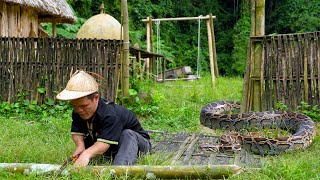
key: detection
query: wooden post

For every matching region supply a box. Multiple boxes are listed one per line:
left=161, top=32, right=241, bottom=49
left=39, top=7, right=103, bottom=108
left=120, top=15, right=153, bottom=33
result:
left=121, top=0, right=130, bottom=97
left=206, top=19, right=215, bottom=85
left=146, top=17, right=150, bottom=79
left=138, top=51, right=142, bottom=81
left=241, top=0, right=265, bottom=112
left=209, top=13, right=219, bottom=78
left=146, top=16, right=153, bottom=79
left=162, top=58, right=166, bottom=82
left=52, top=22, right=57, bottom=37
left=252, top=0, right=265, bottom=111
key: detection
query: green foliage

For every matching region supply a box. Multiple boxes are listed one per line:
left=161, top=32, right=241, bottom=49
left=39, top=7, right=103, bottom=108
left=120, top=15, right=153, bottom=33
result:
left=275, top=101, right=288, bottom=111
left=67, top=0, right=93, bottom=18
left=0, top=91, right=72, bottom=119
left=119, top=75, right=162, bottom=117
left=266, top=0, right=320, bottom=34
left=230, top=3, right=251, bottom=76
left=297, top=102, right=320, bottom=121
left=275, top=101, right=320, bottom=121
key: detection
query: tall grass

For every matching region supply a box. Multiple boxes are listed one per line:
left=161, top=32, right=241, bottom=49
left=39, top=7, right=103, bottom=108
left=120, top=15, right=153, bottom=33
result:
left=0, top=74, right=319, bottom=179
left=141, top=75, right=243, bottom=132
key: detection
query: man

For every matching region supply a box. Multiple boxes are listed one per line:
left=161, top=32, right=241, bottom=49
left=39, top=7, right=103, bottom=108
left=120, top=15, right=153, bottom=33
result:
left=56, top=70, right=151, bottom=167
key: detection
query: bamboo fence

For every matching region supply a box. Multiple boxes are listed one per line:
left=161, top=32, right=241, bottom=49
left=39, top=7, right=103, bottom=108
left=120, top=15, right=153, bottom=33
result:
left=242, top=31, right=320, bottom=111
left=0, top=37, right=121, bottom=103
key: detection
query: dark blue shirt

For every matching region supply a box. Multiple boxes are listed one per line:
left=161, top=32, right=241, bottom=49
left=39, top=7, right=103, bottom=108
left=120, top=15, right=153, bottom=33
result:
left=71, top=98, right=150, bottom=145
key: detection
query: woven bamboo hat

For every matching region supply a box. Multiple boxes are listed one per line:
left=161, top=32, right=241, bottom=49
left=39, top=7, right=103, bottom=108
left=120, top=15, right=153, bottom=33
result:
left=56, top=70, right=99, bottom=100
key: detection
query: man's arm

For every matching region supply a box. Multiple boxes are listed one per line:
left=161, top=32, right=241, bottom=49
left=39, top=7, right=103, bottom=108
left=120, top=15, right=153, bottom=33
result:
left=74, top=141, right=110, bottom=167
left=72, top=134, right=86, bottom=156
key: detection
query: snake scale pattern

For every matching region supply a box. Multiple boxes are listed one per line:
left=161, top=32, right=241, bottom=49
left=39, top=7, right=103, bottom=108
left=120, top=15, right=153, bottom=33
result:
left=200, top=101, right=316, bottom=155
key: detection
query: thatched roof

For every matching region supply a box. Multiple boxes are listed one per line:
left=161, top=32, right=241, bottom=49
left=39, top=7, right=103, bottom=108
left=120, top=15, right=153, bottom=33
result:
left=4, top=0, right=76, bottom=23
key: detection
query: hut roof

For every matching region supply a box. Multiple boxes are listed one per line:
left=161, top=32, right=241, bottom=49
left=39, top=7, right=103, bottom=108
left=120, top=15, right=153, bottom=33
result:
left=4, top=0, right=77, bottom=23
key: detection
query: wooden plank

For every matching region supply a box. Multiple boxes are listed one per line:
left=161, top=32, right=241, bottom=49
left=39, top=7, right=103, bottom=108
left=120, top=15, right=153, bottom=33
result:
left=273, top=36, right=280, bottom=104
left=286, top=35, right=294, bottom=109
left=264, top=37, right=272, bottom=109
left=317, top=32, right=320, bottom=105
left=296, top=34, right=302, bottom=106
left=182, top=136, right=199, bottom=164
left=171, top=134, right=194, bottom=165
left=260, top=37, right=265, bottom=110
left=280, top=35, right=287, bottom=104
left=309, top=33, right=315, bottom=106
left=303, top=34, right=309, bottom=103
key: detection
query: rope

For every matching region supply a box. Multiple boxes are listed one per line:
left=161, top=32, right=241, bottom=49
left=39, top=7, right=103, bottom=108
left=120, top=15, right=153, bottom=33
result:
left=197, top=15, right=203, bottom=78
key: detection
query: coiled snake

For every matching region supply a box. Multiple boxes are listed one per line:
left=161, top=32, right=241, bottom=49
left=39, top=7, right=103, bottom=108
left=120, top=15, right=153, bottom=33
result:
left=200, top=101, right=316, bottom=155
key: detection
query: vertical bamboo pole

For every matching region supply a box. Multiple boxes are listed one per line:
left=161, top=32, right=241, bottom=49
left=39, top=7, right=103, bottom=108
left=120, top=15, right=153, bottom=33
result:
left=121, top=0, right=130, bottom=97
left=209, top=13, right=219, bottom=77
left=52, top=22, right=57, bottom=38
left=252, top=0, right=265, bottom=111
left=146, top=16, right=153, bottom=79
left=241, top=0, right=255, bottom=112
left=138, top=51, right=142, bottom=81
left=146, top=17, right=150, bottom=79
left=206, top=19, right=215, bottom=85
left=303, top=34, right=309, bottom=103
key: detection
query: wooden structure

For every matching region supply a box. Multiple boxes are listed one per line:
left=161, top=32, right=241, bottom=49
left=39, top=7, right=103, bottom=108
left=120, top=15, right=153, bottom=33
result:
left=142, top=14, right=219, bottom=85
left=0, top=0, right=76, bottom=38
left=241, top=0, right=320, bottom=111
left=0, top=37, right=121, bottom=103
left=129, top=46, right=165, bottom=81
left=242, top=31, right=320, bottom=111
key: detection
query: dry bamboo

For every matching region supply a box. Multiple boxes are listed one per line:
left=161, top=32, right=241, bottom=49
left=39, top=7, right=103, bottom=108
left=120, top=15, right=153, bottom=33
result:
left=171, top=134, right=194, bottom=165
left=206, top=19, right=216, bottom=85
left=121, top=0, right=130, bottom=97
left=209, top=13, right=219, bottom=78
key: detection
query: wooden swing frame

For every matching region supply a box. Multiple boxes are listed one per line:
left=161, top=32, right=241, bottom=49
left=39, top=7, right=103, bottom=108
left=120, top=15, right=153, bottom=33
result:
left=142, top=14, right=219, bottom=84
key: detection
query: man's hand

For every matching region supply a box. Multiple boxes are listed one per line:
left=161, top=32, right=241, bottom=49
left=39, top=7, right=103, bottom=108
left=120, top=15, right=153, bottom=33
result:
left=74, top=152, right=91, bottom=168
left=73, top=142, right=110, bottom=168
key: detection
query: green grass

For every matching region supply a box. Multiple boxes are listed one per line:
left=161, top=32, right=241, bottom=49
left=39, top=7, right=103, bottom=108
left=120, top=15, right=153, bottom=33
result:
left=0, top=74, right=319, bottom=179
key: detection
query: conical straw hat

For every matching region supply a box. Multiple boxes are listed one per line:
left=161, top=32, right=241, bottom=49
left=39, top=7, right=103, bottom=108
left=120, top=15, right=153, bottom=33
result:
left=56, top=70, right=99, bottom=100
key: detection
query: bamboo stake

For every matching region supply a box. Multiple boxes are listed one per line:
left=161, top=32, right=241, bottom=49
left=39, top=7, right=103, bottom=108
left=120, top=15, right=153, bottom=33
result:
left=206, top=19, right=215, bottom=85
left=0, top=163, right=241, bottom=179
left=209, top=13, right=219, bottom=77
left=121, top=0, right=130, bottom=97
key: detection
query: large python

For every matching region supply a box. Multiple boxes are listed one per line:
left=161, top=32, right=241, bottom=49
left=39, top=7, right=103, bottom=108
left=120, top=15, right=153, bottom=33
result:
left=200, top=101, right=316, bottom=155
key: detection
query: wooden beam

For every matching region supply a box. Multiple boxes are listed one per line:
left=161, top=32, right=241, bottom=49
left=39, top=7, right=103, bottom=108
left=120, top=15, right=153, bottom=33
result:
left=142, top=15, right=215, bottom=22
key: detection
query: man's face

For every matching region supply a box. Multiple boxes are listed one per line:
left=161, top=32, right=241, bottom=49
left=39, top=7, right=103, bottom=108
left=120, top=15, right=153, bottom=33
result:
left=70, top=94, right=99, bottom=120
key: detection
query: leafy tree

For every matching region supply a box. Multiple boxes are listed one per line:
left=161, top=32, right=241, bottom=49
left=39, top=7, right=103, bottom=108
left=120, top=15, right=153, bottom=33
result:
left=266, top=0, right=320, bottom=34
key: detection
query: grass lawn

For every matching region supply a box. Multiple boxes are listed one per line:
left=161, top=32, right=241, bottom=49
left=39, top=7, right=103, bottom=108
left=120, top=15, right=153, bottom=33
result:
left=0, top=75, right=319, bottom=179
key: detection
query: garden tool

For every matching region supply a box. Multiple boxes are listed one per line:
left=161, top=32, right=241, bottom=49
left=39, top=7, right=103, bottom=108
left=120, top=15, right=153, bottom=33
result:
left=54, top=154, right=80, bottom=178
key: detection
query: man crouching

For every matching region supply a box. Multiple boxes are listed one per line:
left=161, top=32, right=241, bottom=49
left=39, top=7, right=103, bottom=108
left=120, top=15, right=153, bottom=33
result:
left=56, top=70, right=151, bottom=167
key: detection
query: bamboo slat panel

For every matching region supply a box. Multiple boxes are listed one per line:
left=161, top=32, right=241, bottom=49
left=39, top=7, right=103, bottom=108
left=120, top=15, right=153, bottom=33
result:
left=0, top=37, right=121, bottom=103
left=253, top=31, right=320, bottom=110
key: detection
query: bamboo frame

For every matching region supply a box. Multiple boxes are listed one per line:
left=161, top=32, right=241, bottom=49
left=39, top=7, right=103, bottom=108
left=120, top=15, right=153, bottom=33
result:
left=142, top=15, right=215, bottom=22
left=143, top=15, right=218, bottom=84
